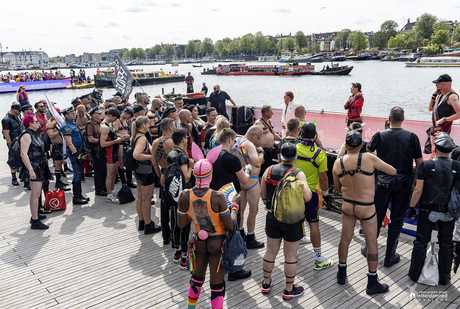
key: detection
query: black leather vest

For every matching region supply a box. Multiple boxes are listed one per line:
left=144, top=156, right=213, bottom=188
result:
left=210, top=150, right=240, bottom=192
left=420, top=157, right=458, bottom=209
left=25, top=128, right=46, bottom=162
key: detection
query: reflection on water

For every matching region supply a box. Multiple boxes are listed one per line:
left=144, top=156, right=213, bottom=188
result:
left=1, top=61, right=459, bottom=120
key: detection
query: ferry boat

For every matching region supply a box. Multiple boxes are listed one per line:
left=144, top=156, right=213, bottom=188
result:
left=94, top=69, right=185, bottom=87
left=279, top=64, right=315, bottom=75
left=0, top=79, right=72, bottom=93
left=405, top=56, right=460, bottom=67
left=310, top=64, right=353, bottom=75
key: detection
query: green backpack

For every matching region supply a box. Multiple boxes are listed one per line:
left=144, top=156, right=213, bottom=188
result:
left=270, top=167, right=306, bottom=224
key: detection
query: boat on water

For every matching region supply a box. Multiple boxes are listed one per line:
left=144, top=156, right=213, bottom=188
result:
left=228, top=65, right=277, bottom=76
left=287, top=54, right=324, bottom=63
left=405, top=56, right=460, bottom=67
left=66, top=81, right=95, bottom=89
left=310, top=64, right=353, bottom=75
left=354, top=53, right=372, bottom=61
left=0, top=79, right=72, bottom=93
left=192, top=64, right=203, bottom=68
left=94, top=69, right=185, bottom=87
left=331, top=55, right=346, bottom=61
left=399, top=53, right=420, bottom=62
left=279, top=64, right=315, bottom=75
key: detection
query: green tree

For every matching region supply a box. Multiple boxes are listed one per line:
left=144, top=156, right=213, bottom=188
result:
left=118, top=50, right=124, bottom=57
left=313, top=44, right=321, bottom=52
left=455, top=27, right=460, bottom=42
left=403, top=31, right=420, bottom=49
left=335, top=29, right=352, bottom=49
left=221, top=48, right=229, bottom=58
left=130, top=47, right=138, bottom=59
left=433, top=20, right=452, bottom=33
left=228, top=40, right=240, bottom=55
left=185, top=41, right=198, bottom=57
left=176, top=48, right=182, bottom=59
left=267, top=37, right=278, bottom=54
left=372, top=30, right=389, bottom=50
left=137, top=48, right=146, bottom=60
left=215, top=41, right=225, bottom=54
left=285, top=37, right=295, bottom=50
left=222, top=37, right=232, bottom=45
left=162, top=44, right=175, bottom=59
left=422, top=39, right=430, bottom=46
left=432, top=29, right=450, bottom=45
left=388, top=34, right=405, bottom=49
left=276, top=38, right=284, bottom=51
left=238, top=35, right=252, bottom=53
left=200, top=37, right=214, bottom=55
left=352, top=31, right=367, bottom=51
left=295, top=31, right=308, bottom=49
left=150, top=45, right=162, bottom=58
left=123, top=49, right=130, bottom=58
left=253, top=31, right=267, bottom=54
left=347, top=31, right=357, bottom=48
left=415, top=13, right=438, bottom=40
left=380, top=20, right=399, bottom=39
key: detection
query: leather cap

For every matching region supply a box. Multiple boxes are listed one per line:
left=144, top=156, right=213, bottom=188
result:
left=346, top=131, right=362, bottom=147
left=280, top=143, right=297, bottom=161
left=434, top=132, right=456, bottom=152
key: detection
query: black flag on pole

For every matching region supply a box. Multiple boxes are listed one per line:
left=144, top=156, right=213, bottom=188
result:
left=112, top=55, right=135, bottom=100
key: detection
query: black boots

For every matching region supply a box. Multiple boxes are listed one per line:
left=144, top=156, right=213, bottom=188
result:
left=31, top=218, right=49, bottom=230
left=384, top=253, right=400, bottom=267
left=144, top=221, right=161, bottom=235
left=366, top=273, right=389, bottom=295
left=246, top=233, right=264, bottom=249
left=55, top=172, right=70, bottom=191
left=72, top=182, right=88, bottom=205
left=337, top=264, right=347, bottom=285
left=384, top=237, right=400, bottom=267
left=138, top=220, right=145, bottom=231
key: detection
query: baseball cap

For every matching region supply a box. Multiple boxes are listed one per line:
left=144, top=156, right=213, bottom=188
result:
left=62, top=107, right=76, bottom=115
left=132, top=104, right=145, bottom=114
left=88, top=107, right=102, bottom=116
left=432, top=74, right=452, bottom=84
left=71, top=97, right=81, bottom=105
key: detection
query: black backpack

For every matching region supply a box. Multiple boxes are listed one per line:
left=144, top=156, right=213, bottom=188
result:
left=42, top=133, right=51, bottom=152
left=123, top=136, right=142, bottom=171
left=7, top=132, right=26, bottom=170
left=117, top=183, right=135, bottom=204
left=80, top=124, right=93, bottom=155
left=164, top=158, right=186, bottom=205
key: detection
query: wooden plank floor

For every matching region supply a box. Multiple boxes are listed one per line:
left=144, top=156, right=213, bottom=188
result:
left=1, top=141, right=460, bottom=308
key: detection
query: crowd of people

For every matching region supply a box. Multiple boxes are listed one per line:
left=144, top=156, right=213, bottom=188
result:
left=2, top=74, right=460, bottom=307
left=0, top=70, right=66, bottom=83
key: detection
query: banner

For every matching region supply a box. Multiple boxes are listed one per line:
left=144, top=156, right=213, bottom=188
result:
left=111, top=55, right=135, bottom=100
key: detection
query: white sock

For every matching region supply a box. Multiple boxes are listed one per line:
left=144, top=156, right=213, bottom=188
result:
left=314, top=247, right=324, bottom=262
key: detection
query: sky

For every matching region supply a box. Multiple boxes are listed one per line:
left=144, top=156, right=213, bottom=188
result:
left=1, top=0, right=460, bottom=57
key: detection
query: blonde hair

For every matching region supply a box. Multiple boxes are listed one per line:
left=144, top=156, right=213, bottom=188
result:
left=131, top=116, right=149, bottom=143
left=212, top=117, right=230, bottom=143
left=76, top=104, right=86, bottom=112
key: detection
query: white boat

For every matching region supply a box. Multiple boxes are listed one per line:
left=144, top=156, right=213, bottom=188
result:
left=405, top=56, right=460, bottom=67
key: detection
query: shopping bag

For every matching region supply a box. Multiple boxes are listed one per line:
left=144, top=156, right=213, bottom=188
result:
left=418, top=241, right=439, bottom=286
left=45, top=189, right=67, bottom=211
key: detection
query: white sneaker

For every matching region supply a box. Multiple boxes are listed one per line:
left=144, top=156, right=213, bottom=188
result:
left=106, top=195, right=119, bottom=204
left=300, top=236, right=311, bottom=244
left=296, top=249, right=300, bottom=258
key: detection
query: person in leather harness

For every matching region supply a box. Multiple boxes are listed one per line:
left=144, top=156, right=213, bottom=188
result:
left=428, top=74, right=460, bottom=154
left=177, top=144, right=239, bottom=309
left=209, top=128, right=253, bottom=282
left=46, top=113, right=70, bottom=192
left=131, top=116, right=162, bottom=235
left=20, top=115, right=52, bottom=230
left=147, top=98, right=162, bottom=141
left=333, top=131, right=396, bottom=295
left=255, top=105, right=281, bottom=178
left=86, top=107, right=107, bottom=196
left=365, top=107, right=423, bottom=267
left=152, top=118, right=175, bottom=244
left=294, top=122, right=333, bottom=270
left=260, top=143, right=312, bottom=299
left=408, top=133, right=459, bottom=285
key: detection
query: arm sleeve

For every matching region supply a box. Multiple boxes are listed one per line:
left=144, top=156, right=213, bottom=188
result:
left=224, top=92, right=231, bottom=100
left=318, top=152, right=328, bottom=173
left=367, top=132, right=381, bottom=152
left=61, top=125, right=72, bottom=136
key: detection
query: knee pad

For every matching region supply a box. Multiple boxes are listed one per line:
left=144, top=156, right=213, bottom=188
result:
left=188, top=275, right=205, bottom=308
left=210, top=282, right=225, bottom=309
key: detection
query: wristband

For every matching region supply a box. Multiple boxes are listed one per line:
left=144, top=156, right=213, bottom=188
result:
left=231, top=203, right=239, bottom=211
left=260, top=150, right=265, bottom=155
left=244, top=168, right=251, bottom=175
left=322, top=189, right=329, bottom=196
left=431, top=95, right=436, bottom=100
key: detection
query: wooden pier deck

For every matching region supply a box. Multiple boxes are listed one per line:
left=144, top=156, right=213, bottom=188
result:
left=1, top=142, right=459, bottom=308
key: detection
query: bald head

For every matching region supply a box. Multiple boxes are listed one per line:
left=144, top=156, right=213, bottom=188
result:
left=247, top=125, right=263, bottom=136
left=179, top=109, right=192, bottom=123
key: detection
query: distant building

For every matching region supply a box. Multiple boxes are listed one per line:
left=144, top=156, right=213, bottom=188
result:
left=65, top=54, right=80, bottom=64
left=311, top=32, right=338, bottom=51
left=400, top=18, right=416, bottom=34
left=3, top=51, right=49, bottom=66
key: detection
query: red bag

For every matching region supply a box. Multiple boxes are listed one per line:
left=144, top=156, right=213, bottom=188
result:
left=45, top=189, right=67, bottom=211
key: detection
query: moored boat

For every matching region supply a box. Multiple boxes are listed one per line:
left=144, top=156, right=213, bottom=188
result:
left=331, top=55, right=346, bottom=61
left=405, top=56, right=460, bottom=67
left=0, top=79, right=72, bottom=93
left=94, top=69, right=185, bottom=87
left=310, top=65, right=353, bottom=75
left=192, top=64, right=203, bottom=68
left=279, top=65, right=315, bottom=75
left=354, top=53, right=372, bottom=61
left=66, top=81, right=95, bottom=89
